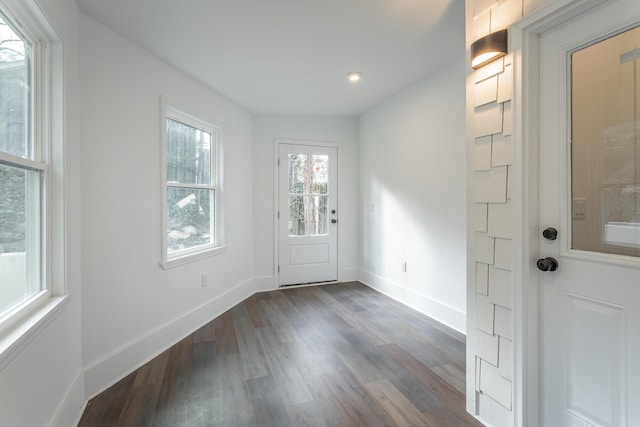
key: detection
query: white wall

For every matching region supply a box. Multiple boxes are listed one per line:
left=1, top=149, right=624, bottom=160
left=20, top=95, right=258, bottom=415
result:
left=252, top=116, right=359, bottom=291
left=359, top=57, right=468, bottom=333
left=79, top=14, right=255, bottom=397
left=0, top=0, right=84, bottom=426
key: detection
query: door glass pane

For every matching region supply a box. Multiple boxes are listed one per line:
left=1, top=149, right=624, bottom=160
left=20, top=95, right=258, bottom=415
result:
left=288, top=153, right=306, bottom=194
left=287, top=151, right=330, bottom=236
left=0, top=163, right=42, bottom=318
left=311, top=155, right=328, bottom=194
left=0, top=13, right=32, bottom=159
left=571, top=26, right=640, bottom=257
left=309, top=195, right=328, bottom=235
left=288, top=195, right=305, bottom=235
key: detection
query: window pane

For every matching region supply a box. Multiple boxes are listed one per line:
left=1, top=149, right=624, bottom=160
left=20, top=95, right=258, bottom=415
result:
left=166, top=118, right=211, bottom=185
left=0, top=14, right=31, bottom=159
left=311, top=155, right=328, bottom=194
left=288, top=153, right=306, bottom=194
left=0, top=163, right=42, bottom=317
left=167, top=187, right=213, bottom=254
left=571, top=26, right=640, bottom=257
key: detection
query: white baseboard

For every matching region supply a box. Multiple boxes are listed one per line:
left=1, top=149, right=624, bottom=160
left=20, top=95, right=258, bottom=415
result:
left=254, top=275, right=277, bottom=292
left=339, top=267, right=358, bottom=282
left=49, top=371, right=85, bottom=427
left=358, top=268, right=467, bottom=334
left=83, top=278, right=255, bottom=399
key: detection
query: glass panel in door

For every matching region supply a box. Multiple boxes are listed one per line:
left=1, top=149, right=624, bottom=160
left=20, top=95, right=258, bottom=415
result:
left=571, top=25, right=640, bottom=257
left=287, top=153, right=329, bottom=237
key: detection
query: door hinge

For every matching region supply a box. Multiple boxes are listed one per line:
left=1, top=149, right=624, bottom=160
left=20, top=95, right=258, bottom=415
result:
left=277, top=265, right=280, bottom=272
left=277, top=211, right=280, bottom=219
left=278, top=158, right=280, bottom=166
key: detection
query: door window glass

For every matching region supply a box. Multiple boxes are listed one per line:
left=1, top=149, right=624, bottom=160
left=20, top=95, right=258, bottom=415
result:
left=287, top=153, right=329, bottom=236
left=571, top=25, right=640, bottom=257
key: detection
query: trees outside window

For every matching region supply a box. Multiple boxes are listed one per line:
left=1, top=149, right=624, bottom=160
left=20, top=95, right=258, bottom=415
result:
left=161, top=106, right=224, bottom=268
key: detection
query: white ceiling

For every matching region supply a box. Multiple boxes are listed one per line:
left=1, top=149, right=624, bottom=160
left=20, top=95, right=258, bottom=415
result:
left=75, top=0, right=465, bottom=116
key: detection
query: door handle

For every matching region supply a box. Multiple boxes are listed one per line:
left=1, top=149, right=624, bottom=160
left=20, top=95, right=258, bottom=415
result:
left=537, top=257, right=558, bottom=272
left=331, top=219, right=337, bottom=224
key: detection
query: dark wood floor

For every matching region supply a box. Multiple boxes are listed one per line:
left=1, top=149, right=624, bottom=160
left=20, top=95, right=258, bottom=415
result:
left=79, top=282, right=481, bottom=427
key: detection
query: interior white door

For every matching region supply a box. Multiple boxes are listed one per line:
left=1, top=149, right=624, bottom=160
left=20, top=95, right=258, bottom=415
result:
left=539, top=3, right=640, bottom=426
left=278, top=143, right=337, bottom=286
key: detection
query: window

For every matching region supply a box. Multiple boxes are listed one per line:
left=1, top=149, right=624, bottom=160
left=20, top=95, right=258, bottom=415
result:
left=0, top=6, right=48, bottom=325
left=161, top=106, right=224, bottom=268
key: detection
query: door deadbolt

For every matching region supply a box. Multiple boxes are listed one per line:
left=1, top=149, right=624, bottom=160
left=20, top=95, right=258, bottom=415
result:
left=542, top=227, right=558, bottom=240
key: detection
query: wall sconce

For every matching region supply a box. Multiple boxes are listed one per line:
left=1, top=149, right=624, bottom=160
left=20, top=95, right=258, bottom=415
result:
left=471, top=29, right=508, bottom=70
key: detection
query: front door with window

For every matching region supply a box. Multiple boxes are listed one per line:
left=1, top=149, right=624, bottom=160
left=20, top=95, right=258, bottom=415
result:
left=539, top=3, right=640, bottom=425
left=278, top=142, right=338, bottom=286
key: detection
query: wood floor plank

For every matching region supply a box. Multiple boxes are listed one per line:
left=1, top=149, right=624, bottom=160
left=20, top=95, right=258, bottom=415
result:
left=77, top=371, right=136, bottom=426
left=213, top=311, right=239, bottom=357
left=152, top=335, right=194, bottom=427
left=184, top=341, right=217, bottom=425
left=285, top=399, right=329, bottom=427
left=212, top=354, right=257, bottom=427
left=255, top=326, right=313, bottom=405
left=115, top=350, right=169, bottom=426
left=78, top=282, right=479, bottom=427
left=315, top=286, right=395, bottom=346
left=380, top=343, right=482, bottom=426
left=365, top=379, right=434, bottom=427
left=432, top=363, right=467, bottom=395
left=247, top=375, right=293, bottom=427
left=260, top=298, right=305, bottom=346
left=244, top=293, right=273, bottom=328
left=230, top=303, right=270, bottom=379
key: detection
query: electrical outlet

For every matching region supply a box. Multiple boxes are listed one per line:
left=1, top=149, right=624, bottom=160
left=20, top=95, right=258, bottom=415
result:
left=402, top=262, right=407, bottom=272
left=201, top=273, right=208, bottom=287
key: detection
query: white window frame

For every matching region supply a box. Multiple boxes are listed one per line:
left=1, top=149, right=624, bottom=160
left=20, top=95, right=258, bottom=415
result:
left=0, top=1, right=49, bottom=333
left=0, top=0, right=68, bottom=365
left=160, top=103, right=225, bottom=270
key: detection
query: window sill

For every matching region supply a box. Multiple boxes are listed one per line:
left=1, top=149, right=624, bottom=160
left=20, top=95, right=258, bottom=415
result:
left=0, top=295, right=69, bottom=370
left=161, top=245, right=227, bottom=270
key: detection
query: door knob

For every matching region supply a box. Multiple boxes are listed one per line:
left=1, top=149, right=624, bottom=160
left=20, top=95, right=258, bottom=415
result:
left=331, top=219, right=337, bottom=224
left=536, top=257, right=558, bottom=272
left=542, top=227, right=558, bottom=240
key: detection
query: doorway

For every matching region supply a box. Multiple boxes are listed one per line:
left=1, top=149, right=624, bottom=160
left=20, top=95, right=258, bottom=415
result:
left=277, top=141, right=338, bottom=286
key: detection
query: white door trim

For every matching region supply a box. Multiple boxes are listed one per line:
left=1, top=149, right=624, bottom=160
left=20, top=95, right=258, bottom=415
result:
left=510, top=1, right=610, bottom=425
left=273, top=138, right=340, bottom=287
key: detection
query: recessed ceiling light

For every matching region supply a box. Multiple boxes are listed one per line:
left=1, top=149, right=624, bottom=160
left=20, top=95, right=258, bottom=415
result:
left=347, top=72, right=362, bottom=83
